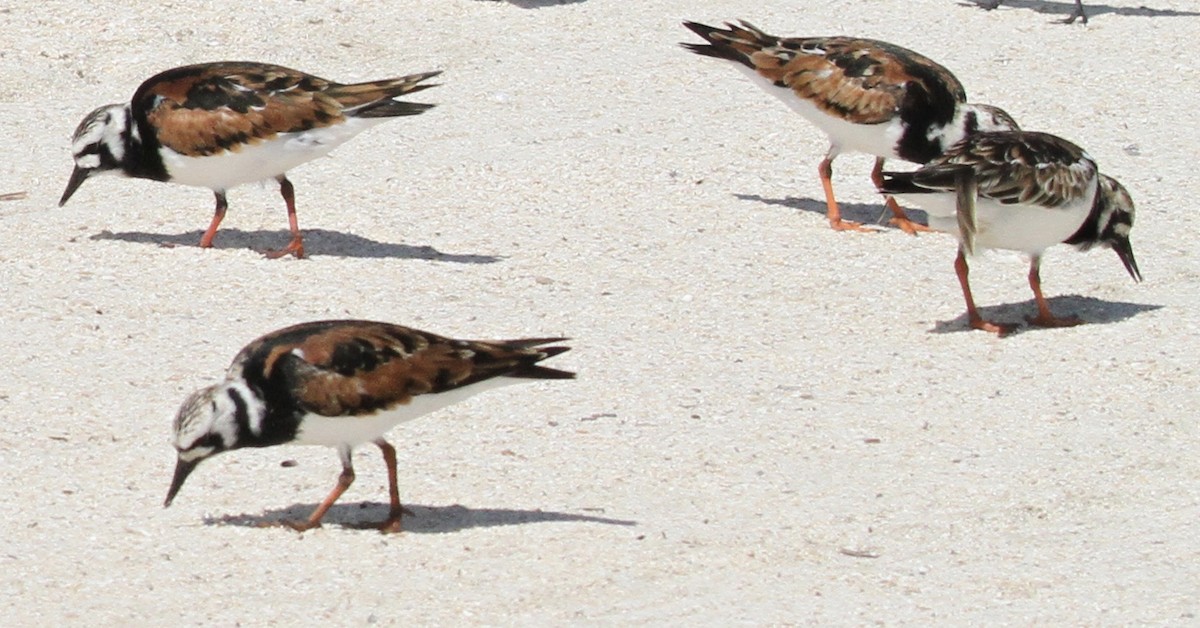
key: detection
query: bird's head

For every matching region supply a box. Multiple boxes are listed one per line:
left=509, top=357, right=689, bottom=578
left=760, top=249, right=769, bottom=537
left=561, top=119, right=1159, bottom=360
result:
left=164, top=383, right=244, bottom=508
left=60, top=103, right=133, bottom=207
left=1096, top=174, right=1140, bottom=283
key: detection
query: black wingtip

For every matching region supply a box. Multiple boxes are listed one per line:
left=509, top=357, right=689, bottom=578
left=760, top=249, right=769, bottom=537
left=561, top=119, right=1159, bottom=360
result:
left=516, top=364, right=576, bottom=380
left=355, top=100, right=437, bottom=118
left=503, top=337, right=570, bottom=349
left=876, top=171, right=926, bottom=196
left=536, top=345, right=571, bottom=360
left=681, top=20, right=718, bottom=40
left=679, top=20, right=754, bottom=66
left=396, top=73, right=443, bottom=97
left=510, top=342, right=574, bottom=380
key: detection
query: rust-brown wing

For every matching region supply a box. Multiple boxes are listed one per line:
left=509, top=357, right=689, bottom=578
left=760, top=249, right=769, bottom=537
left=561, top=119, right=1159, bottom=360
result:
left=234, top=320, right=570, bottom=417
left=686, top=21, right=966, bottom=125
left=755, top=34, right=964, bottom=124
left=133, top=62, right=347, bottom=157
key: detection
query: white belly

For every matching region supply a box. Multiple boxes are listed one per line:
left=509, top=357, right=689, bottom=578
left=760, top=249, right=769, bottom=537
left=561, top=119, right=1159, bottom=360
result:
left=160, top=117, right=385, bottom=190
left=734, top=65, right=904, bottom=159
left=896, top=185, right=1096, bottom=254
left=293, top=376, right=525, bottom=448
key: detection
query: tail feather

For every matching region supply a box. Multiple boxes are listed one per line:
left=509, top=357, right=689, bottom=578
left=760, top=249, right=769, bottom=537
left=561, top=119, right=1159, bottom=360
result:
left=881, top=168, right=978, bottom=253
left=500, top=337, right=570, bottom=350
left=877, top=171, right=928, bottom=196
left=680, top=20, right=774, bottom=69
left=511, top=343, right=573, bottom=380
left=354, top=100, right=436, bottom=118
left=330, top=70, right=442, bottom=117
left=952, top=168, right=979, bottom=256
left=509, top=363, right=576, bottom=380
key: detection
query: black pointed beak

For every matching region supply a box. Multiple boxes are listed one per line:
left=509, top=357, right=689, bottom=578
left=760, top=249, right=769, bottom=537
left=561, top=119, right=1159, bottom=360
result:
left=164, top=457, right=201, bottom=508
left=59, top=166, right=89, bottom=207
left=1113, top=236, right=1141, bottom=283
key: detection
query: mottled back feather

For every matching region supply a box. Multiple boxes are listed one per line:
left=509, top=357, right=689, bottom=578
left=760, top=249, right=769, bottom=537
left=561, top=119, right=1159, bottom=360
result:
left=230, top=320, right=572, bottom=417
left=910, top=131, right=1096, bottom=208
left=132, top=62, right=440, bottom=156
left=682, top=21, right=965, bottom=125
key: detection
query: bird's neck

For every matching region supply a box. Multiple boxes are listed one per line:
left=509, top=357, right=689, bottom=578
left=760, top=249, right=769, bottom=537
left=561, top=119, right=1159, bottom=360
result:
left=120, top=107, right=170, bottom=182
left=1063, top=181, right=1107, bottom=248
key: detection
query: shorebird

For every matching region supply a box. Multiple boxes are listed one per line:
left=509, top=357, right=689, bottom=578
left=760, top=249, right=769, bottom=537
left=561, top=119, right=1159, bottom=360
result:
left=879, top=130, right=1139, bottom=334
left=681, top=20, right=1018, bottom=234
left=61, top=62, right=440, bottom=258
left=164, top=319, right=573, bottom=532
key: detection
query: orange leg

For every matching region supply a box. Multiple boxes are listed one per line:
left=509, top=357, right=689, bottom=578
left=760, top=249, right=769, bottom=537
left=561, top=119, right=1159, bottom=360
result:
left=871, top=158, right=931, bottom=236
left=1026, top=255, right=1083, bottom=328
left=375, top=439, right=414, bottom=534
left=286, top=447, right=355, bottom=532
left=955, top=249, right=1015, bottom=336
left=264, top=176, right=306, bottom=259
left=199, top=192, right=228, bottom=248
left=818, top=156, right=873, bottom=233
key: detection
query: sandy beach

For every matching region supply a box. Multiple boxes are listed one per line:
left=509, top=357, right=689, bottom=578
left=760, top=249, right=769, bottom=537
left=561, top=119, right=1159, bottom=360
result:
left=1, top=0, right=1198, bottom=623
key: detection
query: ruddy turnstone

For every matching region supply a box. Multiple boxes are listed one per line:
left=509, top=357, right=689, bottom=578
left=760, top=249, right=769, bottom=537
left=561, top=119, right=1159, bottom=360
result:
left=60, top=62, right=441, bottom=258
left=680, top=20, right=1019, bottom=234
left=878, top=130, right=1140, bottom=335
left=163, top=319, right=573, bottom=532
left=978, top=0, right=1088, bottom=24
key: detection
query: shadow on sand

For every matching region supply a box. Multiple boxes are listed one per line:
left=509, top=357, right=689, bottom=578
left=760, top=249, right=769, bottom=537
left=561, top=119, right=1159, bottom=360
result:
left=734, top=193, right=930, bottom=232
left=477, top=0, right=587, bottom=7
left=203, top=502, right=637, bottom=534
left=964, top=0, right=1200, bottom=22
left=89, top=228, right=503, bottom=263
left=930, top=295, right=1162, bottom=336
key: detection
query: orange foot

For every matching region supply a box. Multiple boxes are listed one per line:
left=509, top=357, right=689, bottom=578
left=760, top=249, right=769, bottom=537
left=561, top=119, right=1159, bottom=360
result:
left=829, top=219, right=879, bottom=233
left=345, top=514, right=411, bottom=534
left=349, top=517, right=404, bottom=534
left=265, top=237, right=306, bottom=259
left=344, top=506, right=414, bottom=534
left=343, top=520, right=403, bottom=534
left=1027, top=314, right=1084, bottom=328
left=889, top=217, right=933, bottom=236
left=969, top=318, right=1018, bottom=337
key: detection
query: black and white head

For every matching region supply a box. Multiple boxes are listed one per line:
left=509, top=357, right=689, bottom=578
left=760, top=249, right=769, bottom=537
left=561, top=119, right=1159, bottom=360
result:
left=942, top=103, right=1020, bottom=153
left=1092, top=174, right=1141, bottom=282
left=163, top=383, right=250, bottom=507
left=59, top=103, right=135, bottom=207
left=967, top=103, right=1020, bottom=133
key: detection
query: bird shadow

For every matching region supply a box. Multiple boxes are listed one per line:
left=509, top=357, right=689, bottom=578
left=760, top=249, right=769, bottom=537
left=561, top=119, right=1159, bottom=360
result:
left=203, top=502, right=637, bottom=534
left=734, top=193, right=930, bottom=232
left=476, top=0, right=586, bottom=6
left=930, top=295, right=1162, bottom=336
left=964, top=0, right=1200, bottom=21
left=88, top=228, right=503, bottom=263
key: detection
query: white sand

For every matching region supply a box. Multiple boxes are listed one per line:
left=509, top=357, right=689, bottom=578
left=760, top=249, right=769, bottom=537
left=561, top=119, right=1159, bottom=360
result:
left=2, top=0, right=1198, bottom=623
